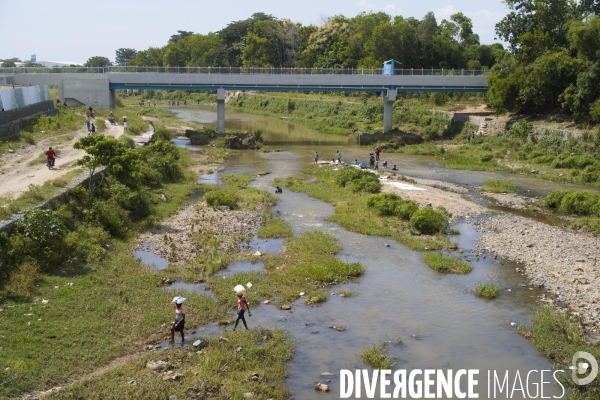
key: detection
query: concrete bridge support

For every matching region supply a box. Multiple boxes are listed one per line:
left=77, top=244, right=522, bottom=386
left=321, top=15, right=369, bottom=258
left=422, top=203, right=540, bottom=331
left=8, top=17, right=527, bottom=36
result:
left=217, top=88, right=225, bottom=134
left=382, top=89, right=397, bottom=133
left=57, top=78, right=114, bottom=109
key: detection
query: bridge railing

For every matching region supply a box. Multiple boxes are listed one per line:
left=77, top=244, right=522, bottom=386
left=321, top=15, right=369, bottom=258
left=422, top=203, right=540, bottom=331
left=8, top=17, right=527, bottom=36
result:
left=0, top=66, right=489, bottom=76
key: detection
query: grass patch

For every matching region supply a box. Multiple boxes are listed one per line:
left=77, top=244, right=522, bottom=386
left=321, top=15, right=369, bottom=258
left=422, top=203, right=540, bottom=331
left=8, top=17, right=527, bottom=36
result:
left=275, top=165, right=453, bottom=251
left=359, top=341, right=395, bottom=370
left=338, top=289, right=356, bottom=297
left=475, top=283, right=499, bottom=299
left=422, top=252, right=472, bottom=274
left=517, top=306, right=600, bottom=397
left=44, top=329, right=294, bottom=400
left=480, top=179, right=518, bottom=193
left=257, top=219, right=292, bottom=239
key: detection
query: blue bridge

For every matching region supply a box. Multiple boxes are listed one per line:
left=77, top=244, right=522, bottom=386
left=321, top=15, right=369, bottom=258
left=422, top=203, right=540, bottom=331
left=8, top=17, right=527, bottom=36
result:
left=0, top=66, right=488, bottom=133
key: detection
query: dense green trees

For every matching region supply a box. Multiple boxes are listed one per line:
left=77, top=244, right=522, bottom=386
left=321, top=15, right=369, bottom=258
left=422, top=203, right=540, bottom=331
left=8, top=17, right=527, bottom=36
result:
left=488, top=0, right=600, bottom=118
left=84, top=56, right=112, bottom=67
left=125, top=11, right=504, bottom=70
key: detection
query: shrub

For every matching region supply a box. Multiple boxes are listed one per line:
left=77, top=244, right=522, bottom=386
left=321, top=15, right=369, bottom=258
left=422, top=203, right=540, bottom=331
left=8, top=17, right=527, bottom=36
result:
left=204, top=190, right=239, bottom=209
left=13, top=209, right=67, bottom=270
left=258, top=219, right=293, bottom=239
left=409, top=208, right=448, bottom=234
left=367, top=193, right=404, bottom=216
left=395, top=201, right=419, bottom=220
left=3, top=261, right=40, bottom=299
left=422, top=252, right=472, bottom=274
left=334, top=168, right=381, bottom=193
left=559, top=191, right=600, bottom=216
left=475, top=283, right=499, bottom=299
left=360, top=342, right=395, bottom=369
left=297, top=260, right=364, bottom=282
left=91, top=199, right=130, bottom=238
left=544, top=190, right=569, bottom=208
left=480, top=154, right=494, bottom=162
left=64, top=226, right=111, bottom=263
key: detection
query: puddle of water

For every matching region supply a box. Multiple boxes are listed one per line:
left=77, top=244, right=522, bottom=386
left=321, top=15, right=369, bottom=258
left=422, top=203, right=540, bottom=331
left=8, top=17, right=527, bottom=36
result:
left=197, top=171, right=221, bottom=186
left=160, top=281, right=217, bottom=301
left=187, top=189, right=205, bottom=204
left=242, top=235, right=284, bottom=254
left=170, top=138, right=203, bottom=152
left=215, top=260, right=266, bottom=277
left=134, top=249, right=168, bottom=270
left=488, top=204, right=567, bottom=226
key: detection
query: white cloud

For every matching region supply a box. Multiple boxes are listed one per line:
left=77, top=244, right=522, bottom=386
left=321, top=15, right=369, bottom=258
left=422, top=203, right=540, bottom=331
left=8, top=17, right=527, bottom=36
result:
left=357, top=0, right=401, bottom=14
left=434, top=5, right=457, bottom=21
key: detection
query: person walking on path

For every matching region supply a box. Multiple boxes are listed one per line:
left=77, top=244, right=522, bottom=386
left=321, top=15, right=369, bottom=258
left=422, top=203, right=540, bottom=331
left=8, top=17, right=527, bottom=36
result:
left=46, top=147, right=56, bottom=168
left=233, top=292, right=251, bottom=331
left=375, top=147, right=381, bottom=161
left=86, top=117, right=91, bottom=133
left=369, top=153, right=375, bottom=169
left=90, top=123, right=96, bottom=135
left=314, top=152, right=319, bottom=164
left=336, top=150, right=342, bottom=164
left=170, top=297, right=186, bottom=344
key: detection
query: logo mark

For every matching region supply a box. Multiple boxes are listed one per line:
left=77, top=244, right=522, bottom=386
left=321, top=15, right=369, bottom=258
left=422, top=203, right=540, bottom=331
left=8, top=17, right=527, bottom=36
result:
left=572, top=351, right=598, bottom=385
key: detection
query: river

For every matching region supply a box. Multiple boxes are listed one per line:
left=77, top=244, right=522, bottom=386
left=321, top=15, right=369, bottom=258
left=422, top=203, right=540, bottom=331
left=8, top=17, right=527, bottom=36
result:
left=157, top=105, right=571, bottom=398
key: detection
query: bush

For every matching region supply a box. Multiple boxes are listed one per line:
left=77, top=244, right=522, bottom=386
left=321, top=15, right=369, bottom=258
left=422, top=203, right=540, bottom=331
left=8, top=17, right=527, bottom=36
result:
left=204, top=190, right=239, bottom=209
left=334, top=168, right=381, bottom=193
left=480, top=154, right=494, bottom=162
left=64, top=226, right=111, bottom=263
left=395, top=201, right=419, bottom=220
left=480, top=179, right=518, bottom=193
left=544, top=190, right=569, bottom=208
left=3, top=261, right=40, bottom=299
left=366, top=193, right=404, bottom=216
left=409, top=208, right=448, bottom=234
left=475, top=283, right=499, bottom=299
left=559, top=191, right=600, bottom=216
left=13, top=209, right=67, bottom=270
left=91, top=199, right=130, bottom=238
left=258, top=219, right=293, bottom=239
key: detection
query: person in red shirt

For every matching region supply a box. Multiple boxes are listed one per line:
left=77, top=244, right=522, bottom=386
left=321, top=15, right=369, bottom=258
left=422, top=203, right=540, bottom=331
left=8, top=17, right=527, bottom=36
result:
left=46, top=147, right=56, bottom=168
left=233, top=292, right=251, bottom=331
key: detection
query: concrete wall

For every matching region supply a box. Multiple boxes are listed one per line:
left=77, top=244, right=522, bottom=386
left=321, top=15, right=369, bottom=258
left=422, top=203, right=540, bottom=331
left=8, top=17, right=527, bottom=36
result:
left=59, top=78, right=112, bottom=109
left=0, top=100, right=58, bottom=139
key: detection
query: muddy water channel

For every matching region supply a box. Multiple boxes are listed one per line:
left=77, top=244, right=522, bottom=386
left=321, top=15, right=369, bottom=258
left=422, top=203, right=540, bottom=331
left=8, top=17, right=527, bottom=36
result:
left=163, top=106, right=569, bottom=398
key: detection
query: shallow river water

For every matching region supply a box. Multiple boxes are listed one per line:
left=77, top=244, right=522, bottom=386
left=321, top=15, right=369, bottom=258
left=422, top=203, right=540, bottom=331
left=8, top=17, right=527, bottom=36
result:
left=152, top=106, right=575, bottom=398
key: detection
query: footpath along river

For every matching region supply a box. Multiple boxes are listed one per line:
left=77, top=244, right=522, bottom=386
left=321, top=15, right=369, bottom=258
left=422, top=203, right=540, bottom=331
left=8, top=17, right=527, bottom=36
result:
left=159, top=105, right=574, bottom=398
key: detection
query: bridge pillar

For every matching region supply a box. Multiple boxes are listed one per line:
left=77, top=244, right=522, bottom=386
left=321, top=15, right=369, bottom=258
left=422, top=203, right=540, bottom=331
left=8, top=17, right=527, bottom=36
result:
left=217, top=88, right=225, bottom=134
left=382, top=89, right=397, bottom=133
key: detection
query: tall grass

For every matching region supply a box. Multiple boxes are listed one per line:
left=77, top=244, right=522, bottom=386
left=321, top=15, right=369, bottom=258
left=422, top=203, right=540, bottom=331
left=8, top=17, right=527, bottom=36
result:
left=422, top=252, right=472, bottom=274
left=480, top=179, right=518, bottom=193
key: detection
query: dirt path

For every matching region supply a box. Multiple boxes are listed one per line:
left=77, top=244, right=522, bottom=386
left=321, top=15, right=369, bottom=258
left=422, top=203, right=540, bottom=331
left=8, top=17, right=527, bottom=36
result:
left=0, top=121, right=124, bottom=200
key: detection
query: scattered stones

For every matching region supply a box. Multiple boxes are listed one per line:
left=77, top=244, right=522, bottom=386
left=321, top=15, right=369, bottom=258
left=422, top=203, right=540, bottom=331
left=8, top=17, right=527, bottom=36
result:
left=243, top=392, right=254, bottom=398
left=169, top=396, right=177, bottom=400
left=311, top=330, right=319, bottom=334
left=146, top=360, right=168, bottom=371
left=254, top=251, right=262, bottom=257
left=281, top=304, right=292, bottom=310
left=315, top=383, right=330, bottom=392
left=192, top=339, right=207, bottom=350
left=321, top=372, right=335, bottom=376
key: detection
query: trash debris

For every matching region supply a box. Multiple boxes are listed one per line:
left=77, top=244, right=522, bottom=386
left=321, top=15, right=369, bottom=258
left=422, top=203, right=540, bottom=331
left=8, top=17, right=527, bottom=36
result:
left=42, top=300, right=49, bottom=304
left=263, top=300, right=271, bottom=304
left=510, top=322, right=517, bottom=327
left=299, top=292, right=305, bottom=296
left=254, top=251, right=262, bottom=257
left=246, top=282, right=252, bottom=289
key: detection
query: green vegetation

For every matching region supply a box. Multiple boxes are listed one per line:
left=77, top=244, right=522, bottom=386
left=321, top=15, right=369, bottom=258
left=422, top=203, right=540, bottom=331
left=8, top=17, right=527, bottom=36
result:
left=360, top=341, right=395, bottom=370
left=517, top=307, right=600, bottom=397
left=409, top=208, right=449, bottom=234
left=338, top=289, right=356, bottom=297
left=543, top=190, right=600, bottom=234
left=422, top=252, right=473, bottom=274
left=257, top=218, right=293, bottom=239
left=475, top=283, right=499, bottom=299
left=480, top=179, right=518, bottom=193
left=275, top=165, right=454, bottom=251
left=334, top=167, right=382, bottom=193
left=46, top=329, right=294, bottom=400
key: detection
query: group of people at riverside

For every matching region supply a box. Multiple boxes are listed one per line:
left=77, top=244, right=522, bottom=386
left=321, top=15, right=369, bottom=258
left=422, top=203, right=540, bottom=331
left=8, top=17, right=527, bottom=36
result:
left=169, top=291, right=251, bottom=344
left=313, top=147, right=398, bottom=171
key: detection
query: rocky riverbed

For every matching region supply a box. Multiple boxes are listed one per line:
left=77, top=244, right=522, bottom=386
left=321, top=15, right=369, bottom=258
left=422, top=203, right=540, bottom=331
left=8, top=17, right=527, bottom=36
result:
left=136, top=203, right=263, bottom=265
left=386, top=175, right=600, bottom=331
left=477, top=213, right=600, bottom=331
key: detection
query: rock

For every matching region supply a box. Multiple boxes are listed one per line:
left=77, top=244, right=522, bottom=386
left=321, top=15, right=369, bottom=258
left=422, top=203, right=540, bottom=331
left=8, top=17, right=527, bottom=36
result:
left=311, top=330, right=319, bottom=334
left=219, top=336, right=228, bottom=342
left=192, top=339, right=207, bottom=349
left=146, top=360, right=168, bottom=371
left=243, top=393, right=254, bottom=398
left=526, top=243, right=534, bottom=248
left=531, top=169, right=539, bottom=174
left=336, top=326, right=346, bottom=332
left=310, top=297, right=319, bottom=303
left=160, top=194, right=168, bottom=202
left=281, top=304, right=292, bottom=310
left=263, top=300, right=271, bottom=304
left=235, top=346, right=242, bottom=352
left=251, top=373, right=260, bottom=381
left=7, top=149, right=14, bottom=153
left=254, top=251, right=262, bottom=257
left=169, top=396, right=178, bottom=400
left=321, top=372, right=335, bottom=376
left=315, top=383, right=330, bottom=392
left=217, top=205, right=230, bottom=211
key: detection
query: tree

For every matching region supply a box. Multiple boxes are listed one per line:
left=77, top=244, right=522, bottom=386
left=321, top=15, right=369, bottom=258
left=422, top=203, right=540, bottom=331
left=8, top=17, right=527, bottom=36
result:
left=128, top=47, right=166, bottom=66
left=169, top=30, right=194, bottom=43
left=84, top=56, right=112, bottom=67
left=115, top=48, right=137, bottom=65
left=73, top=135, right=141, bottom=192
left=217, top=13, right=276, bottom=66
left=1, top=59, right=16, bottom=67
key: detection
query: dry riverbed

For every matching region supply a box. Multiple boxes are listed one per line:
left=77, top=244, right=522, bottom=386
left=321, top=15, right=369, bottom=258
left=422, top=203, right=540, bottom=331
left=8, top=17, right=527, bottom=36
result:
left=383, top=173, right=600, bottom=331
left=136, top=203, right=262, bottom=265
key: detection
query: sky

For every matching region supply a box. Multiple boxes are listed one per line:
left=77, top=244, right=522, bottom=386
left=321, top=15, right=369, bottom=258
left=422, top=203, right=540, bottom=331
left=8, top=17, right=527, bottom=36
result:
left=0, top=0, right=510, bottom=64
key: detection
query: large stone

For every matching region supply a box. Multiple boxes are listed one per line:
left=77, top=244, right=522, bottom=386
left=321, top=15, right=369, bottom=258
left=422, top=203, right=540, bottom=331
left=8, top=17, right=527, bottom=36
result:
left=281, top=304, right=291, bottom=310
left=146, top=360, right=168, bottom=371
left=315, top=383, right=330, bottom=392
left=193, top=339, right=207, bottom=350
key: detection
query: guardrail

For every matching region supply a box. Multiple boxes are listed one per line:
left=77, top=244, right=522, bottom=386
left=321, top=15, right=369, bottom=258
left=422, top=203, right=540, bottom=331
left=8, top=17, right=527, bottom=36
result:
left=0, top=66, right=489, bottom=77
